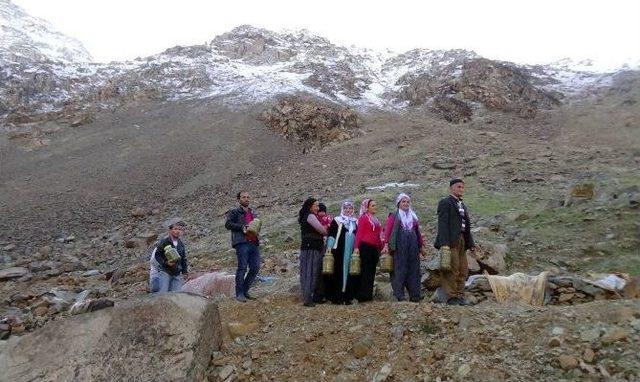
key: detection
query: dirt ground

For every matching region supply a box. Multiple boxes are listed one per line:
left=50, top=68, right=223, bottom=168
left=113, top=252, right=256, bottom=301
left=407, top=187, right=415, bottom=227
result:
left=1, top=75, right=639, bottom=381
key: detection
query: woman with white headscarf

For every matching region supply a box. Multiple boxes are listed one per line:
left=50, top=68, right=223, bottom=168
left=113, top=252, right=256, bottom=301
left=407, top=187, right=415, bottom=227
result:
left=323, top=200, right=358, bottom=304
left=383, top=193, right=424, bottom=302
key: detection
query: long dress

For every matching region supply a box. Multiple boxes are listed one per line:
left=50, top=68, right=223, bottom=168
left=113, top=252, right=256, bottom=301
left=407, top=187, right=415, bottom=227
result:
left=324, top=218, right=357, bottom=304
left=392, top=226, right=421, bottom=301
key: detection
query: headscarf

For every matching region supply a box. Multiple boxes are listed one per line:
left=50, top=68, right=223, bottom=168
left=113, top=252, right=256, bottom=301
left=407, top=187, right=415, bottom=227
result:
left=335, top=200, right=357, bottom=232
left=396, top=193, right=418, bottom=230
left=359, top=198, right=370, bottom=217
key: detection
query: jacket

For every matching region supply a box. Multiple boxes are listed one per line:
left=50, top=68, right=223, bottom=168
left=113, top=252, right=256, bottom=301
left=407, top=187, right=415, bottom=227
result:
left=433, top=195, right=475, bottom=250
left=225, top=206, right=259, bottom=248
left=153, top=236, right=188, bottom=276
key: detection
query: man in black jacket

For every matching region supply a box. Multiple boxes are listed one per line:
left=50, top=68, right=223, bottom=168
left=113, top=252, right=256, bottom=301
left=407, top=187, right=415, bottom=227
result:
left=149, top=218, right=189, bottom=293
left=225, top=191, right=261, bottom=302
left=434, top=179, right=476, bottom=305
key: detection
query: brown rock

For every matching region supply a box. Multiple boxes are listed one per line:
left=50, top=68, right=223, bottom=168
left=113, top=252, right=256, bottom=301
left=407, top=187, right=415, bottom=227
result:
left=0, top=267, right=30, bottom=281
left=227, top=322, right=259, bottom=338
left=558, top=293, right=575, bottom=303
left=582, top=348, right=596, bottom=363
left=33, top=306, right=49, bottom=317
left=548, top=337, right=562, bottom=347
left=558, top=355, right=579, bottom=370
left=131, top=207, right=148, bottom=218
left=601, top=326, right=630, bottom=344
left=622, top=276, right=639, bottom=298
left=351, top=336, right=372, bottom=358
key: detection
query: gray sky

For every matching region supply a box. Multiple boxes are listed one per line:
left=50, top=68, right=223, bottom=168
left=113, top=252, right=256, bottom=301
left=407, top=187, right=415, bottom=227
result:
left=13, top=0, right=640, bottom=67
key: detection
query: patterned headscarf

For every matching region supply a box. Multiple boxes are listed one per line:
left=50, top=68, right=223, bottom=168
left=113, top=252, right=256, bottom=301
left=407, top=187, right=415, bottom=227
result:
left=396, top=193, right=419, bottom=230
left=336, top=200, right=357, bottom=224
left=359, top=198, right=371, bottom=217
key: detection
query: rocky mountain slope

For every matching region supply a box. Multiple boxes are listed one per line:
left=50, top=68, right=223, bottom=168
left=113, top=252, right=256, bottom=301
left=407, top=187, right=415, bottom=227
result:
left=1, top=2, right=639, bottom=381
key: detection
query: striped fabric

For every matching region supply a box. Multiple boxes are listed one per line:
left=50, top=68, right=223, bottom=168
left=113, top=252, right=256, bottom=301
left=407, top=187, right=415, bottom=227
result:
left=456, top=200, right=466, bottom=232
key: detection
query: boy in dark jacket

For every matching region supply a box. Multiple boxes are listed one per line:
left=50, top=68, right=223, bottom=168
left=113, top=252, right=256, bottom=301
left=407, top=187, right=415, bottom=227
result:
left=149, top=218, right=189, bottom=293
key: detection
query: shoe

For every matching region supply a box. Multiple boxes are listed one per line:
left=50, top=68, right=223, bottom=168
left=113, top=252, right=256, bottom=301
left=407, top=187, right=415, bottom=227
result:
left=447, top=297, right=471, bottom=306
left=303, top=302, right=316, bottom=307
left=244, top=293, right=257, bottom=300
left=409, top=297, right=422, bottom=303
left=447, top=297, right=462, bottom=305
left=236, top=295, right=247, bottom=303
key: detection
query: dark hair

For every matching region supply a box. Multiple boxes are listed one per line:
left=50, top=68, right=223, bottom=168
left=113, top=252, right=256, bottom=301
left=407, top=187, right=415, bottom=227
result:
left=318, top=203, right=327, bottom=213
left=298, top=197, right=317, bottom=225
left=367, top=199, right=375, bottom=208
left=236, top=191, right=248, bottom=200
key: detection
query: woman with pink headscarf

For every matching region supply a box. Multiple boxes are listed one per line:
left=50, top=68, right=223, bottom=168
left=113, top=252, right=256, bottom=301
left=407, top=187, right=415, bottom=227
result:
left=353, top=198, right=383, bottom=302
left=383, top=193, right=424, bottom=302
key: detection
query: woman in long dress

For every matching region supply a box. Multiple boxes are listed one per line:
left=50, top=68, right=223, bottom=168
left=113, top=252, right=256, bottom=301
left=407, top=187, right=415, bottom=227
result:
left=324, top=200, right=358, bottom=304
left=298, top=197, right=327, bottom=307
left=353, top=198, right=383, bottom=302
left=383, top=193, right=424, bottom=302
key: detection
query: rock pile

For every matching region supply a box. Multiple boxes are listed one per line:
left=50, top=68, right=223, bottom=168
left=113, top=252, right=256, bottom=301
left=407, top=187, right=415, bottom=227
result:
left=259, top=95, right=360, bottom=150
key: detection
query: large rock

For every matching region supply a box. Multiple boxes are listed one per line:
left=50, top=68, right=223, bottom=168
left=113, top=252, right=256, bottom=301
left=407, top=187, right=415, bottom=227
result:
left=474, top=242, right=507, bottom=274
left=0, top=267, right=30, bottom=281
left=0, top=293, right=222, bottom=382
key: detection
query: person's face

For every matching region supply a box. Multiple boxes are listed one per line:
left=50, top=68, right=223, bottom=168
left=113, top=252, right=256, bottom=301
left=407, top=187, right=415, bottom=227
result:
left=168, top=225, right=183, bottom=238
left=238, top=192, right=250, bottom=207
left=318, top=211, right=326, bottom=218
left=450, top=182, right=465, bottom=198
left=399, top=197, right=410, bottom=211
left=310, top=201, right=320, bottom=214
left=343, top=205, right=354, bottom=217
left=367, top=200, right=377, bottom=215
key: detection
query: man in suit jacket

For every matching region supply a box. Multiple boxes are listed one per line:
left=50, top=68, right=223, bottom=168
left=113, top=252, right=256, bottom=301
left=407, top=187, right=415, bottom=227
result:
left=434, top=179, right=476, bottom=305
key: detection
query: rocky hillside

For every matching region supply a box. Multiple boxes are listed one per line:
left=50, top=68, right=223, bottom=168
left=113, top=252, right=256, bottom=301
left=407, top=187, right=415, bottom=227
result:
left=1, top=2, right=639, bottom=381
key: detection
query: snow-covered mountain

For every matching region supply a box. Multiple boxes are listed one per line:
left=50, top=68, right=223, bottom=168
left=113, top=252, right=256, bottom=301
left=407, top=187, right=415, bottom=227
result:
left=0, top=0, right=92, bottom=63
left=1, top=0, right=638, bottom=126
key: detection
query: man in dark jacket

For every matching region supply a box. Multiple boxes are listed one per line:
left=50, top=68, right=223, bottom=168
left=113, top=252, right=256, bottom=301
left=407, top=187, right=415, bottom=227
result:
left=225, top=191, right=261, bottom=302
left=149, top=218, right=189, bottom=293
left=434, top=179, right=476, bottom=305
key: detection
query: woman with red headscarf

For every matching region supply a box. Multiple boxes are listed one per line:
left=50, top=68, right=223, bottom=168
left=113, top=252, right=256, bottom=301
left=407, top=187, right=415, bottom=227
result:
left=353, top=198, right=383, bottom=302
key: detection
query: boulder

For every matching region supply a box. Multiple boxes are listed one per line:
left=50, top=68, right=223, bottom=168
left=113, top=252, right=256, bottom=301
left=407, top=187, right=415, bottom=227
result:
left=474, top=242, right=507, bottom=274
left=0, top=293, right=222, bottom=382
left=0, top=267, right=30, bottom=281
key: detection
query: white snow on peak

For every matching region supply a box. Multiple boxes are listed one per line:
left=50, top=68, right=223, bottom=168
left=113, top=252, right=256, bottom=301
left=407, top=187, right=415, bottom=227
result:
left=0, top=0, right=93, bottom=63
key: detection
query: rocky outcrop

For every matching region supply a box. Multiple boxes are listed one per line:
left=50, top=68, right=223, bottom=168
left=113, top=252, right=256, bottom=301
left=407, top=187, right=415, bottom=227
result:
left=0, top=293, right=222, bottom=382
left=395, top=57, right=561, bottom=121
left=429, top=95, right=473, bottom=123
left=454, top=58, right=561, bottom=118
left=260, top=95, right=360, bottom=150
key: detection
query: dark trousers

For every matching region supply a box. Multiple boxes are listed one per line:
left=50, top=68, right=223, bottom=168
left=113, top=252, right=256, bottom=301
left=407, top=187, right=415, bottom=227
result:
left=357, top=242, right=380, bottom=302
left=235, top=242, right=261, bottom=298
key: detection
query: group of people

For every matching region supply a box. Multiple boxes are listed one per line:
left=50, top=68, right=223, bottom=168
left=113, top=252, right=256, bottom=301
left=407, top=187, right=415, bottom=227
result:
left=148, top=179, right=475, bottom=307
